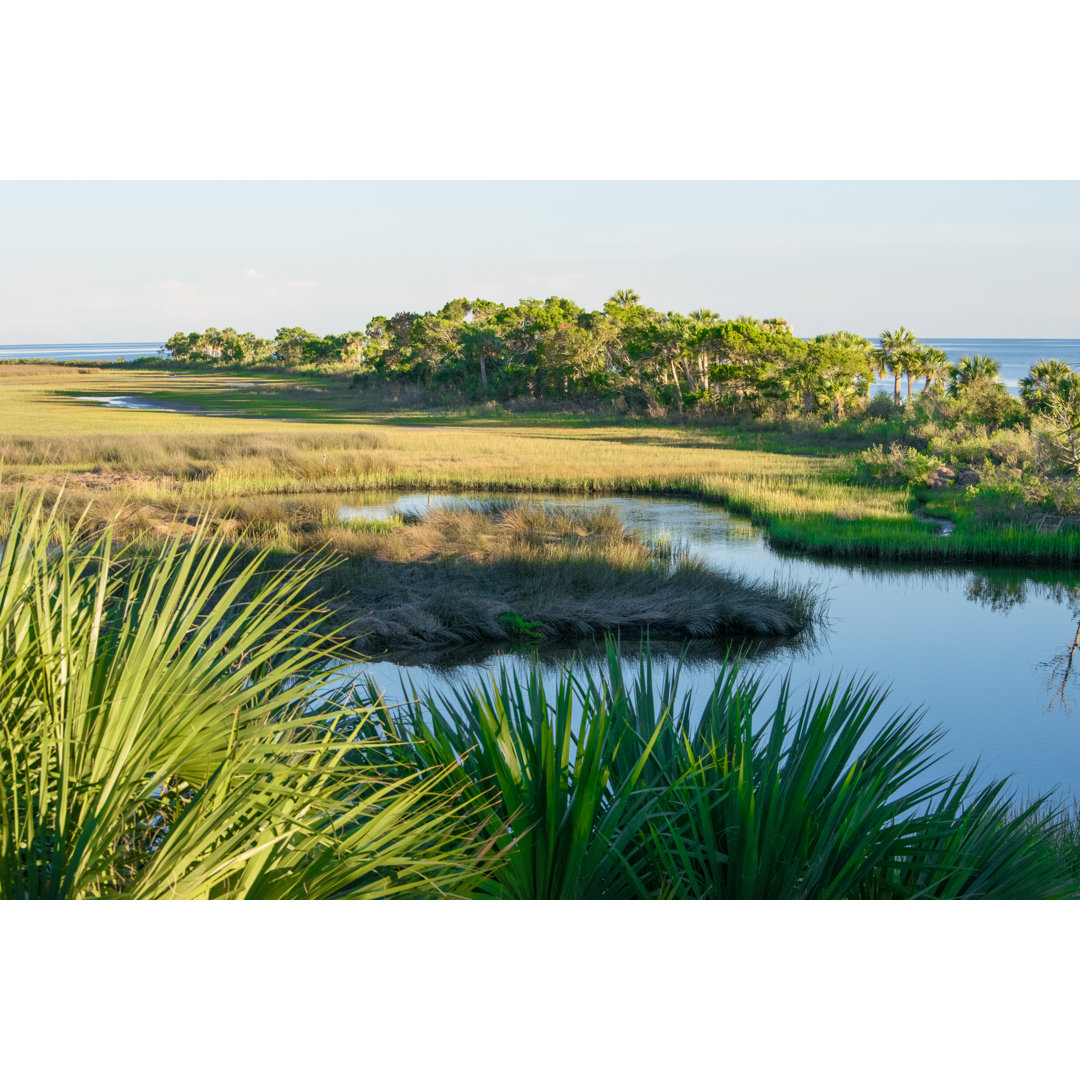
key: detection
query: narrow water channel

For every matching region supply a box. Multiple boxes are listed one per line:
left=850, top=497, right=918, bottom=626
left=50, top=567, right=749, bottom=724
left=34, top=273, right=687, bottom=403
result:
left=340, top=491, right=1080, bottom=802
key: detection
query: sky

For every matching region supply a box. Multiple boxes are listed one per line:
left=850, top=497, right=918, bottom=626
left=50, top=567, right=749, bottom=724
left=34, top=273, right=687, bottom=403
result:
left=2, top=180, right=1079, bottom=343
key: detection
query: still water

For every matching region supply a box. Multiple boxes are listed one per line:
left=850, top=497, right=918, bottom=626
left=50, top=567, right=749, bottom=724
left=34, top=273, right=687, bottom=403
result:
left=343, top=492, right=1080, bottom=802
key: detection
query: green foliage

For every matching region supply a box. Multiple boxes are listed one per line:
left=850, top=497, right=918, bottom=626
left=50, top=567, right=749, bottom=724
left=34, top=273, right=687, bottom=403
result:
left=866, top=392, right=900, bottom=420
left=879, top=773, right=1068, bottom=899
left=497, top=611, right=544, bottom=642
left=948, top=354, right=1001, bottom=397
left=362, top=661, right=663, bottom=899
left=163, top=327, right=272, bottom=367
left=1021, top=360, right=1080, bottom=475
left=961, top=383, right=1023, bottom=429
left=639, top=674, right=946, bottom=899
left=859, top=442, right=941, bottom=485
left=1020, top=359, right=1080, bottom=415
left=877, top=327, right=920, bottom=405
left=361, top=644, right=1075, bottom=899
left=0, top=490, right=490, bottom=899
left=155, top=299, right=874, bottom=417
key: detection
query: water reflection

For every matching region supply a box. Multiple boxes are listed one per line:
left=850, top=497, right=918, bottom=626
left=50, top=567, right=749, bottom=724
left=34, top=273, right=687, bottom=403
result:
left=959, top=572, right=1080, bottom=713
left=1039, top=619, right=1080, bottom=713
left=965, top=571, right=1080, bottom=615
left=363, top=627, right=814, bottom=676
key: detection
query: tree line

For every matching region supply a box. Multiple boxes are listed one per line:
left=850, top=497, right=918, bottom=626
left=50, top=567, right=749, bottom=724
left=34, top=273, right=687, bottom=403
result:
left=160, top=291, right=1075, bottom=426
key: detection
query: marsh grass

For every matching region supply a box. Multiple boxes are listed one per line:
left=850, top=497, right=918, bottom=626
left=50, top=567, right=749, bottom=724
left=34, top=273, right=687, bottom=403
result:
left=767, top=513, right=1080, bottom=564
left=0, top=428, right=388, bottom=480
left=254, top=501, right=823, bottom=651
left=14, top=494, right=817, bottom=652
left=3, top=366, right=1079, bottom=566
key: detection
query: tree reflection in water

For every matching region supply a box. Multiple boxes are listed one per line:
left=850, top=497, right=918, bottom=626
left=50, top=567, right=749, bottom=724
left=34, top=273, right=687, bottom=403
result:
left=1039, top=619, right=1080, bottom=713
left=965, top=571, right=1080, bottom=712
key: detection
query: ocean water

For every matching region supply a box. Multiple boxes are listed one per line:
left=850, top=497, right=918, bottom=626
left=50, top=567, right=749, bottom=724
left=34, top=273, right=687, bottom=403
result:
left=0, top=342, right=165, bottom=363
left=859, top=338, right=1080, bottom=396
left=921, top=338, right=1080, bottom=391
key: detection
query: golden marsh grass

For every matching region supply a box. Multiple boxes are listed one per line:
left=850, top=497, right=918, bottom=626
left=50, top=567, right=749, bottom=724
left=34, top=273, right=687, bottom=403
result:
left=7, top=365, right=1075, bottom=565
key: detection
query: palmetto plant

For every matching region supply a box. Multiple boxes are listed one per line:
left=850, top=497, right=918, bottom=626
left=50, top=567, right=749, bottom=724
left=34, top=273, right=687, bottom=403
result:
left=591, top=649, right=1069, bottom=899
left=639, top=676, right=945, bottom=898
left=361, top=661, right=665, bottom=899
left=1019, top=359, right=1080, bottom=414
left=609, top=288, right=641, bottom=308
left=1019, top=359, right=1080, bottom=474
left=0, top=490, right=491, bottom=899
left=359, top=643, right=1075, bottom=900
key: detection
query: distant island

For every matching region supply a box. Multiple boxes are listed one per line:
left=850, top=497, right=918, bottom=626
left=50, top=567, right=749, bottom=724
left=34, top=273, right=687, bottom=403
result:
left=157, top=292, right=955, bottom=421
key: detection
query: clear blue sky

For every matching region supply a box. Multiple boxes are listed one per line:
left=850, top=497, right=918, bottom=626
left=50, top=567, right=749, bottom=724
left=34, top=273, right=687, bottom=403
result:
left=2, top=180, right=1077, bottom=342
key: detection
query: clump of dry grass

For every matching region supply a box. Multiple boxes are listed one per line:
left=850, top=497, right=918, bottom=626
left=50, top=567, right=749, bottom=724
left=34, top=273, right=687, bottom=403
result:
left=238, top=500, right=824, bottom=653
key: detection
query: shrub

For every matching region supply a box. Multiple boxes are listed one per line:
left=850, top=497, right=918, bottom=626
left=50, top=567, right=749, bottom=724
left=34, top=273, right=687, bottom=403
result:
left=858, top=443, right=942, bottom=485
left=867, top=392, right=899, bottom=420
left=962, top=383, right=1025, bottom=430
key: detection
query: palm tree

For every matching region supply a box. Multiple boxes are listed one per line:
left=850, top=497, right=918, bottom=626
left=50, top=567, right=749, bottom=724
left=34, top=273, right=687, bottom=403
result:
left=780, top=356, right=820, bottom=414
left=878, top=327, right=919, bottom=406
left=1019, top=360, right=1080, bottom=473
left=903, top=350, right=924, bottom=404
left=819, top=370, right=862, bottom=422
left=948, top=354, right=1000, bottom=397
left=609, top=288, right=641, bottom=308
left=688, top=310, right=721, bottom=393
left=762, top=316, right=791, bottom=334
left=920, top=347, right=950, bottom=394
left=340, top=329, right=366, bottom=366
left=901, top=345, right=947, bottom=403
left=1020, top=359, right=1078, bottom=413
